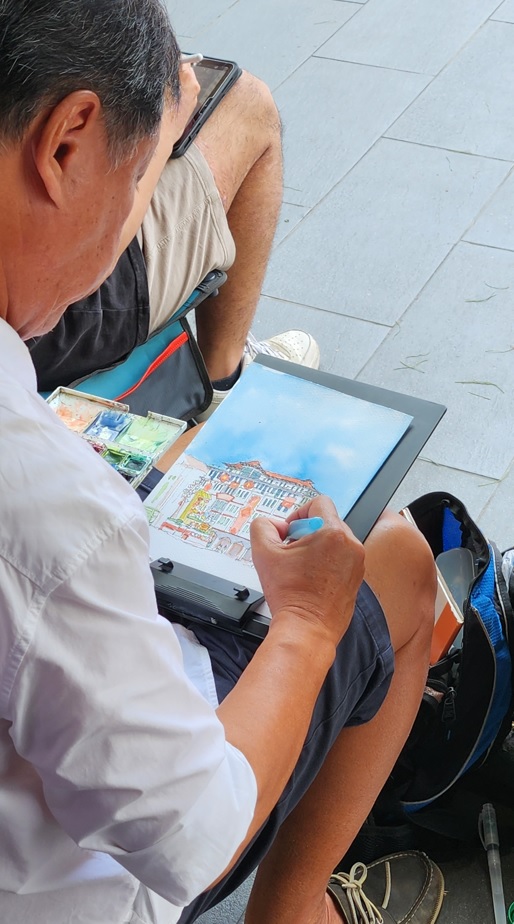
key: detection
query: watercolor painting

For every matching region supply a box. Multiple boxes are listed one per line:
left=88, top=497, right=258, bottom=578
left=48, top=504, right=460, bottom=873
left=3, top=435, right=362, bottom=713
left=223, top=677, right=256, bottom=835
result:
left=145, top=362, right=413, bottom=592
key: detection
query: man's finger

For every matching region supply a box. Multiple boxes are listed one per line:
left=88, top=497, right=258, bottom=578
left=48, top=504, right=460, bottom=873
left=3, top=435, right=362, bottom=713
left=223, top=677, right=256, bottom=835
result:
left=250, top=515, right=286, bottom=548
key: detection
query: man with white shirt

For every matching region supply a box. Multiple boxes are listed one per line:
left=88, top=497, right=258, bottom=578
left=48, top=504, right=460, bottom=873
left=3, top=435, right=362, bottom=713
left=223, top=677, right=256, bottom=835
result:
left=0, top=3, right=443, bottom=924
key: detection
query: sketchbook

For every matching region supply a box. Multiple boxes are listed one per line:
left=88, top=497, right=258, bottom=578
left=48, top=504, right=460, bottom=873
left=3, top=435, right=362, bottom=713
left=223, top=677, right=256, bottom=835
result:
left=144, top=356, right=446, bottom=636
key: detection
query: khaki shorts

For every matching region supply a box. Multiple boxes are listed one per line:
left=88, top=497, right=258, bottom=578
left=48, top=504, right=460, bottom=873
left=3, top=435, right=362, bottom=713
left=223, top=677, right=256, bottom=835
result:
left=138, top=144, right=236, bottom=335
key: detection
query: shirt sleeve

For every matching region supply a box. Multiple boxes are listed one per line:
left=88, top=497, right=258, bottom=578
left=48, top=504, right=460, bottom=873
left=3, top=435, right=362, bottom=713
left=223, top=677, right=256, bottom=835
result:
left=7, top=510, right=257, bottom=907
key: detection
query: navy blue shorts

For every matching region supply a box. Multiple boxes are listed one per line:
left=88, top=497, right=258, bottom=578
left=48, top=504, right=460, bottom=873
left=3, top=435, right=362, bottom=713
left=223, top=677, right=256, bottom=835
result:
left=138, top=472, right=394, bottom=922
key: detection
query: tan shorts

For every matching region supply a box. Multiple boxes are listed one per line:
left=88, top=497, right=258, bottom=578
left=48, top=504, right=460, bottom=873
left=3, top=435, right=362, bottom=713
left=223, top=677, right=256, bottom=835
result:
left=138, top=144, right=236, bottom=335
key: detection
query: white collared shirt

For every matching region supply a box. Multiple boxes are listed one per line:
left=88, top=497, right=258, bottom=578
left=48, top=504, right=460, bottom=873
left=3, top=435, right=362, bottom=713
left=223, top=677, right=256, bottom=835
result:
left=0, top=319, right=257, bottom=923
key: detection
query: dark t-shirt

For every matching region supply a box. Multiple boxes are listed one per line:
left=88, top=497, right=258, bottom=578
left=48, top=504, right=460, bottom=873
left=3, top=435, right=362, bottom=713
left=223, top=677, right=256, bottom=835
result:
left=28, top=238, right=150, bottom=393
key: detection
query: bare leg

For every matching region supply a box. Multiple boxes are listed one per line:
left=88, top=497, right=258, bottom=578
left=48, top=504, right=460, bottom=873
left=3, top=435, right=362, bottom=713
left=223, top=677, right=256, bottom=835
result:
left=194, top=71, right=283, bottom=381
left=245, top=511, right=436, bottom=924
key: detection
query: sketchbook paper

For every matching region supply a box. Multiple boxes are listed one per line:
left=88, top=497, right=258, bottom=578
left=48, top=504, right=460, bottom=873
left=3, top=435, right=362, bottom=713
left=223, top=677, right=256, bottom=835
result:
left=144, top=362, right=412, bottom=593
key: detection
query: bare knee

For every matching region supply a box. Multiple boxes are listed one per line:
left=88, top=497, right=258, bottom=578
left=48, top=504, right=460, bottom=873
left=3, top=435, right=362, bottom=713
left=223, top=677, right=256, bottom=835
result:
left=199, top=69, right=281, bottom=148
left=195, top=70, right=282, bottom=209
left=232, top=70, right=282, bottom=141
left=366, top=508, right=434, bottom=577
left=364, top=509, right=436, bottom=652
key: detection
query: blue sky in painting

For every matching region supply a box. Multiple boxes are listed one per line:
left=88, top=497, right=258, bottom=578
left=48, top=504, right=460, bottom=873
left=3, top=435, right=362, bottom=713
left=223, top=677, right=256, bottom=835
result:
left=186, top=363, right=412, bottom=516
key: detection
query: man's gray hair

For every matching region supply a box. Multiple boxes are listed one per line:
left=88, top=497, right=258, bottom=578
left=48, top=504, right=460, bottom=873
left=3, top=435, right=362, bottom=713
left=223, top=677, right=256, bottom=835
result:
left=0, top=0, right=180, bottom=163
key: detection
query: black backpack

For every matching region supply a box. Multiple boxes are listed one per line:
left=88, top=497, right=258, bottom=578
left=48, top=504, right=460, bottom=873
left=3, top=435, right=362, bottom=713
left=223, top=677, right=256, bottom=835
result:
left=341, top=492, right=514, bottom=864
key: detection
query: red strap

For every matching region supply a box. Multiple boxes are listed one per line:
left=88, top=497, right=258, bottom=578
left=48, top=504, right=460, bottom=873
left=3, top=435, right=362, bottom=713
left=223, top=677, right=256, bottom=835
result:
left=115, top=331, right=189, bottom=401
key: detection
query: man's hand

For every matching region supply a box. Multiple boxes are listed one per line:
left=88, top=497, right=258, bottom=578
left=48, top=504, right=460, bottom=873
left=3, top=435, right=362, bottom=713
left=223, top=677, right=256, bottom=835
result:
left=250, top=495, right=365, bottom=650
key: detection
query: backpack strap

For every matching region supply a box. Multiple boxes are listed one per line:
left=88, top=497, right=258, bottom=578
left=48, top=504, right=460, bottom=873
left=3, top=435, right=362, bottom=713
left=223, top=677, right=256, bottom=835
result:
left=491, top=543, right=514, bottom=746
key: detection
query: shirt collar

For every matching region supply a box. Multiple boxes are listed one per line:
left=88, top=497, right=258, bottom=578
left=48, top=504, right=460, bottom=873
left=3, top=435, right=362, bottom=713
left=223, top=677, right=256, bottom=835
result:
left=0, top=317, right=37, bottom=392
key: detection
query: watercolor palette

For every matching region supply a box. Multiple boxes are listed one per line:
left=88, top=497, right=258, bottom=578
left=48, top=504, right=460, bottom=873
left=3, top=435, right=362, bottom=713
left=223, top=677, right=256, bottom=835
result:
left=47, top=387, right=186, bottom=487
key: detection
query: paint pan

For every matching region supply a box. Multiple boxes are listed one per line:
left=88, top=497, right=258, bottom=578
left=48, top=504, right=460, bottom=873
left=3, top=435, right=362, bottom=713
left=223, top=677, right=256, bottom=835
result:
left=117, top=415, right=183, bottom=455
left=47, top=391, right=108, bottom=433
left=101, top=445, right=130, bottom=470
left=117, top=453, right=152, bottom=481
left=84, top=409, right=132, bottom=442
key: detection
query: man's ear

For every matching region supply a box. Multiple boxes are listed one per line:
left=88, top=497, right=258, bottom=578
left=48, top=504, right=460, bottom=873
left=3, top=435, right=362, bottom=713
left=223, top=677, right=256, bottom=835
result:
left=32, top=90, right=104, bottom=207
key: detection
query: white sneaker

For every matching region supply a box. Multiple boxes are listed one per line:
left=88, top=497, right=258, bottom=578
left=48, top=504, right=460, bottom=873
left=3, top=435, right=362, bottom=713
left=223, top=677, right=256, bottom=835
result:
left=196, top=329, right=320, bottom=421
left=242, top=329, right=320, bottom=372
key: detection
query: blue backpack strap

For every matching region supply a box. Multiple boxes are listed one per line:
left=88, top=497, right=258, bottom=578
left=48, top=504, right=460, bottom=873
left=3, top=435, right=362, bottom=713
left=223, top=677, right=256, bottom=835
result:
left=441, top=504, right=464, bottom=552
left=463, top=547, right=512, bottom=770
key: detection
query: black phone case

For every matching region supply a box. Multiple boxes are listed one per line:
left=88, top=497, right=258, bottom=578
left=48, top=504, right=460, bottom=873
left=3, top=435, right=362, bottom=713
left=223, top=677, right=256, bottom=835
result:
left=171, top=58, right=242, bottom=159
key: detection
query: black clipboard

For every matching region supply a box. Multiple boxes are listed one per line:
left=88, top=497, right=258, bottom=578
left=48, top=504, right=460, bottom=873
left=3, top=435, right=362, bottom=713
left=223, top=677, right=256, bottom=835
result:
left=151, top=355, right=446, bottom=639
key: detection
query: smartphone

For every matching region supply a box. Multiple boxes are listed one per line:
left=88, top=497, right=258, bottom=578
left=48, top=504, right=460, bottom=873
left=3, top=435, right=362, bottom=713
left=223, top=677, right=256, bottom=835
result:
left=172, top=55, right=242, bottom=158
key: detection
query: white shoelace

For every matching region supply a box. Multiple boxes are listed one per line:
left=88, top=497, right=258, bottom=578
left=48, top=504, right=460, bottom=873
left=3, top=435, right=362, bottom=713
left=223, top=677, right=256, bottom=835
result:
left=330, top=862, right=387, bottom=924
left=243, top=331, right=287, bottom=361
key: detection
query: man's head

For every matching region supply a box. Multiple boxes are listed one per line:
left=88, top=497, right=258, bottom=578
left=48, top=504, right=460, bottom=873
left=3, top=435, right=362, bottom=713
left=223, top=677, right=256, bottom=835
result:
left=0, top=0, right=180, bottom=338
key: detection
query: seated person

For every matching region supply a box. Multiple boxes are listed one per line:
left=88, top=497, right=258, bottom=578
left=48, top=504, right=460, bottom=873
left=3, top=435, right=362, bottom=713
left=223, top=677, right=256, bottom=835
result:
left=0, top=3, right=442, bottom=924
left=28, top=54, right=319, bottom=418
